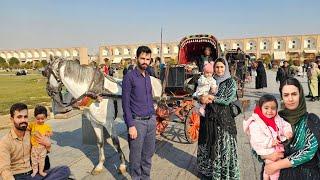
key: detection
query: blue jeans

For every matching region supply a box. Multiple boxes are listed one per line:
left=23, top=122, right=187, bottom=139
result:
left=128, top=115, right=156, bottom=180
left=14, top=166, right=70, bottom=180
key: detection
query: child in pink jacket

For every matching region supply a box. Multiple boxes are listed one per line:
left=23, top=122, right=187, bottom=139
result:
left=243, top=94, right=293, bottom=180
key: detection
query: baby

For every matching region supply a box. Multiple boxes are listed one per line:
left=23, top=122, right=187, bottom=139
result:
left=193, top=62, right=217, bottom=116
left=28, top=105, right=52, bottom=177
left=243, top=94, right=292, bottom=180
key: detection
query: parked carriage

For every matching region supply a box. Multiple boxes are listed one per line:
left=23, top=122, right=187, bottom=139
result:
left=156, top=34, right=221, bottom=143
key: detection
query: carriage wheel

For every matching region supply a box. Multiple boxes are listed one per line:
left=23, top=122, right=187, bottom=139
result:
left=156, top=117, right=169, bottom=135
left=184, top=107, right=200, bottom=143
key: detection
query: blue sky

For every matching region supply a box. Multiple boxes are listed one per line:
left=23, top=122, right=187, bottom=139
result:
left=0, top=0, right=319, bottom=53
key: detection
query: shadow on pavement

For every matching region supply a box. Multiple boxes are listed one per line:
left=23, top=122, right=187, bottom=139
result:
left=51, top=126, right=129, bottom=180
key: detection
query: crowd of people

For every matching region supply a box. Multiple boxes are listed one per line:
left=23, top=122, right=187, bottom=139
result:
left=120, top=46, right=320, bottom=180
left=1, top=45, right=319, bottom=180
left=276, top=59, right=320, bottom=102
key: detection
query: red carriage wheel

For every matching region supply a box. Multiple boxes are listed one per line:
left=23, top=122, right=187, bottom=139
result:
left=184, top=107, right=200, bottom=143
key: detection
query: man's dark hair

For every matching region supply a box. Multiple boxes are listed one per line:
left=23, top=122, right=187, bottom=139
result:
left=155, top=57, right=161, bottom=63
left=10, top=103, right=28, bottom=118
left=34, top=105, right=48, bottom=117
left=136, top=46, right=152, bottom=58
left=258, top=94, right=278, bottom=108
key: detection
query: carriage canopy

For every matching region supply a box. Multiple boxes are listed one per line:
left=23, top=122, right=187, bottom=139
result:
left=178, top=34, right=220, bottom=64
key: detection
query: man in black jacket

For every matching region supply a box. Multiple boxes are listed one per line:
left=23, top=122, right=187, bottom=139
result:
left=276, top=61, right=295, bottom=83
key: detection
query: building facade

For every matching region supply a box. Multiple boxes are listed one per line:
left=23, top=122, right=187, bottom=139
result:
left=1, top=34, right=319, bottom=66
left=219, top=34, right=320, bottom=62
left=98, top=42, right=179, bottom=64
left=0, top=47, right=89, bottom=64
left=99, top=34, right=320, bottom=64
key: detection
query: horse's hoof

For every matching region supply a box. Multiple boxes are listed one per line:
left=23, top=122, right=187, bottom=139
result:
left=91, top=168, right=103, bottom=175
left=118, top=164, right=127, bottom=174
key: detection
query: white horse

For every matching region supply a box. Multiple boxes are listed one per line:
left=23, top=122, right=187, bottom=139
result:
left=43, top=57, right=162, bottom=175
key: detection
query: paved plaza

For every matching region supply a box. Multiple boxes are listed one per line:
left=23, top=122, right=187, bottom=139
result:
left=0, top=70, right=319, bottom=180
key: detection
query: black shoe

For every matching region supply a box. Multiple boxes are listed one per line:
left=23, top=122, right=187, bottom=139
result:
left=305, top=95, right=312, bottom=98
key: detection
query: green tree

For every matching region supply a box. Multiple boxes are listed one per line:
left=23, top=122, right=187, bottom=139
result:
left=21, top=62, right=33, bottom=69
left=0, top=57, right=9, bottom=69
left=262, top=54, right=271, bottom=65
left=0, top=57, right=5, bottom=63
left=167, top=58, right=177, bottom=65
left=33, top=61, right=43, bottom=69
left=8, top=57, right=20, bottom=69
left=41, top=60, right=48, bottom=67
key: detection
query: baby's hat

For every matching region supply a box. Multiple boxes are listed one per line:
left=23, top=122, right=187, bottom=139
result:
left=203, top=62, right=214, bottom=73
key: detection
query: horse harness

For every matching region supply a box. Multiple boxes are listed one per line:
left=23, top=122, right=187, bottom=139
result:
left=45, top=59, right=105, bottom=107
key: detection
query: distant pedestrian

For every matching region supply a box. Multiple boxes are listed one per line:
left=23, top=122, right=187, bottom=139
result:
left=256, top=61, right=267, bottom=89
left=307, top=62, right=320, bottom=101
left=276, top=60, right=295, bottom=83
left=102, top=58, right=110, bottom=76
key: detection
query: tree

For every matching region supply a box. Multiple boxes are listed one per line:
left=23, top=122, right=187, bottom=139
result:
left=167, top=58, right=177, bottom=65
left=21, top=62, right=33, bottom=69
left=8, top=57, right=20, bottom=69
left=0, top=57, right=5, bottom=63
left=0, top=57, right=9, bottom=69
left=41, top=60, right=48, bottom=67
left=33, top=61, right=43, bottom=69
left=262, top=54, right=271, bottom=65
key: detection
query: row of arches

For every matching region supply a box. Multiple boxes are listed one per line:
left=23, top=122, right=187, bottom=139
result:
left=101, top=44, right=179, bottom=57
left=220, top=37, right=318, bottom=52
left=0, top=49, right=80, bottom=61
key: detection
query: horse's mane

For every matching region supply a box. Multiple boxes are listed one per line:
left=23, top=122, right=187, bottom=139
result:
left=63, top=60, right=96, bottom=84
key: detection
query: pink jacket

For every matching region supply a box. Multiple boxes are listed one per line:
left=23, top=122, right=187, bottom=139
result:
left=243, top=113, right=292, bottom=156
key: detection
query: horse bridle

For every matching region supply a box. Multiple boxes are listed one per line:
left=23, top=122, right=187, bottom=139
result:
left=44, top=58, right=66, bottom=106
left=45, top=58, right=108, bottom=107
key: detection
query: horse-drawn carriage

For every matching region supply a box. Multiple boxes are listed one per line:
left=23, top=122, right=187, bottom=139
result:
left=156, top=34, right=221, bottom=143
left=42, top=34, right=222, bottom=174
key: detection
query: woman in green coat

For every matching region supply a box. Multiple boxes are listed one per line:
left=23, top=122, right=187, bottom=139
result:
left=197, top=58, right=240, bottom=180
left=263, top=78, right=320, bottom=180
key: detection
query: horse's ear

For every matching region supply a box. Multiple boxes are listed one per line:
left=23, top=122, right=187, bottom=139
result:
left=49, top=55, right=54, bottom=62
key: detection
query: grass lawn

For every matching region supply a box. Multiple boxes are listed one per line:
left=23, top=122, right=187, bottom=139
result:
left=0, top=73, right=51, bottom=115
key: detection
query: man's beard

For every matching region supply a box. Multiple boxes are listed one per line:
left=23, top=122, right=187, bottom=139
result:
left=14, top=122, right=28, bottom=131
left=137, top=62, right=148, bottom=70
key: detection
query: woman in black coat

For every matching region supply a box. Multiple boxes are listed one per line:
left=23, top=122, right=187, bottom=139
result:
left=255, top=61, right=267, bottom=89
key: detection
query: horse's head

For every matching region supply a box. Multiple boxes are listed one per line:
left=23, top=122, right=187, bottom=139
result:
left=42, top=56, right=68, bottom=108
left=42, top=55, right=63, bottom=79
